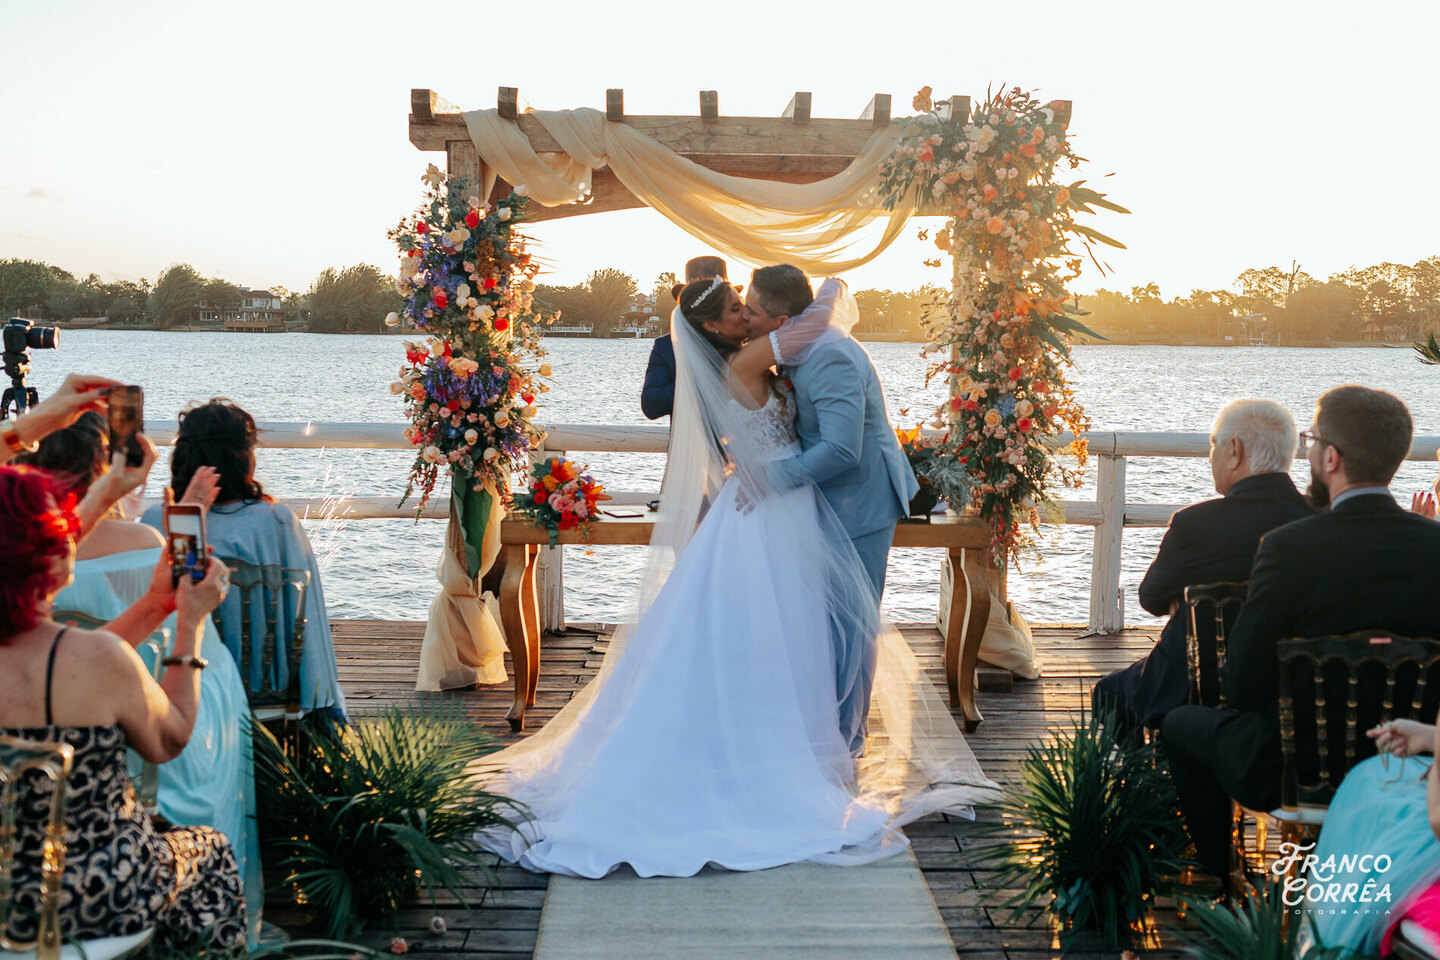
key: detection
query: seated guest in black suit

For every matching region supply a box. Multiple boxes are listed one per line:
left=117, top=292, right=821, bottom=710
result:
left=1162, top=385, right=1440, bottom=880
left=642, top=256, right=728, bottom=420
left=1092, top=399, right=1311, bottom=735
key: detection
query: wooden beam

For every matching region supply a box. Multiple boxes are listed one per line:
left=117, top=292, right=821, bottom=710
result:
left=860, top=93, right=891, bottom=126
left=699, top=90, right=718, bottom=120
left=606, top=89, right=624, bottom=121
left=498, top=86, right=518, bottom=120
left=945, top=95, right=970, bottom=125
left=446, top=140, right=483, bottom=194
left=410, top=89, right=458, bottom=123
left=411, top=113, right=885, bottom=155
left=783, top=92, right=812, bottom=122
left=1052, top=99, right=1073, bottom=128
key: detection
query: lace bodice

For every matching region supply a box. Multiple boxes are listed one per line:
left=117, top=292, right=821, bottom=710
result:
left=731, top=383, right=801, bottom=464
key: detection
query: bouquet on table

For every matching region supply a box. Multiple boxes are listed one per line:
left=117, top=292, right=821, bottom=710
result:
left=511, top=455, right=610, bottom=546
left=388, top=163, right=552, bottom=576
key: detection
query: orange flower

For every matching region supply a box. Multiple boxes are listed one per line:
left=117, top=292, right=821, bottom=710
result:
left=986, top=217, right=1004, bottom=235
left=1054, top=187, right=1071, bottom=207
left=1017, top=417, right=1034, bottom=432
left=1018, top=142, right=1037, bottom=158
left=982, top=184, right=998, bottom=202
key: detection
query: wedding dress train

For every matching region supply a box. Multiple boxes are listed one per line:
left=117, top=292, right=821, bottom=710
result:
left=475, top=389, right=1000, bottom=878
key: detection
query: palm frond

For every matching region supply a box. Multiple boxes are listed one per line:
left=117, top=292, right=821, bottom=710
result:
left=1414, top=331, right=1440, bottom=365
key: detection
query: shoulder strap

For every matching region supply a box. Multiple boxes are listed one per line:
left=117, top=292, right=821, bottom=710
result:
left=45, top=627, right=69, bottom=726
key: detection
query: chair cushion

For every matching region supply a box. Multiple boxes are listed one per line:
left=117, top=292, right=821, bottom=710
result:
left=4, top=928, right=154, bottom=960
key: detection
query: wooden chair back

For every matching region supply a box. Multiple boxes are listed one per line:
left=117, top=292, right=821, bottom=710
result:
left=0, top=734, right=74, bottom=960
left=50, top=612, right=167, bottom=814
left=1183, top=580, right=1248, bottom=707
left=1277, top=631, right=1440, bottom=810
left=212, top=558, right=310, bottom=718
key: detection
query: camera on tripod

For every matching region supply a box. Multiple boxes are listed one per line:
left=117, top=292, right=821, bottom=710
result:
left=2, top=317, right=61, bottom=419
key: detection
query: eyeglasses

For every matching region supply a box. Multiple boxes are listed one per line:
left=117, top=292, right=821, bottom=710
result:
left=1299, top=430, right=1342, bottom=456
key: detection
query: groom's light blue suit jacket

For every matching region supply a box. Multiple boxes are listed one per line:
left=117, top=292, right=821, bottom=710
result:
left=770, top=336, right=919, bottom=539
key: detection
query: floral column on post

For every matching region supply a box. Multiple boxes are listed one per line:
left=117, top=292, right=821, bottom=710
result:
left=880, top=87, right=1127, bottom=560
left=389, top=165, right=550, bottom=691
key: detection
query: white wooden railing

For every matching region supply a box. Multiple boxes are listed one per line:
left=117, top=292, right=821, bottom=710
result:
left=142, top=421, right=1440, bottom=633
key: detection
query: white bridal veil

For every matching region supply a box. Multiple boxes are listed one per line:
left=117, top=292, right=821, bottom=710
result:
left=476, top=280, right=999, bottom=872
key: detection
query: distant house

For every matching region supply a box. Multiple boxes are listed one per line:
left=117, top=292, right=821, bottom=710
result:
left=240, top=289, right=285, bottom=324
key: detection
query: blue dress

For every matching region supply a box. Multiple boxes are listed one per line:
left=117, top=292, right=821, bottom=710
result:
left=141, top=499, right=347, bottom=719
left=1304, top=753, right=1440, bottom=955
left=53, top=547, right=262, bottom=948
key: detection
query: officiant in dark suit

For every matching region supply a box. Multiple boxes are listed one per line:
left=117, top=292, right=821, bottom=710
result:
left=1162, top=385, right=1440, bottom=880
left=642, top=256, right=728, bottom=420
left=1091, top=399, right=1311, bottom=735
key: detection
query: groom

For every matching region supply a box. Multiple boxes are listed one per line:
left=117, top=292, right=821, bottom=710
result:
left=744, top=264, right=919, bottom=755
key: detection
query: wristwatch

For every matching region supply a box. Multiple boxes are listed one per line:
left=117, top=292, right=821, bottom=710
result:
left=161, top=655, right=209, bottom=670
left=1, top=418, right=37, bottom=454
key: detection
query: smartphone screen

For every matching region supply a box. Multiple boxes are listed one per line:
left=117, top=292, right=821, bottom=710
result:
left=166, top=507, right=206, bottom=585
left=108, top=385, right=144, bottom=468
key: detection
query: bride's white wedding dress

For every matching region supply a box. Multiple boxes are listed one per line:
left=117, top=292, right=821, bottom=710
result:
left=476, top=385, right=1000, bottom=879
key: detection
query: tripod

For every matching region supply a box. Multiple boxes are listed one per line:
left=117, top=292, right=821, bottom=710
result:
left=0, top=349, right=36, bottom=419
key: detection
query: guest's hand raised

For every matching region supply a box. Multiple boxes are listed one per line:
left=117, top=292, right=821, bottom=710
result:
left=1412, top=491, right=1436, bottom=519
left=178, top=465, right=221, bottom=510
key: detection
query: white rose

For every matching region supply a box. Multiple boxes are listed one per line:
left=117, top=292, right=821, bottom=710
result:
left=497, top=208, right=512, bottom=221
left=494, top=411, right=511, bottom=428
left=477, top=304, right=495, bottom=321
left=464, top=428, right=479, bottom=444
left=389, top=381, right=403, bottom=394
left=483, top=447, right=500, bottom=460
left=384, top=311, right=400, bottom=327
left=422, top=445, right=441, bottom=463
left=455, top=283, right=471, bottom=300
left=539, top=363, right=553, bottom=377
left=513, top=184, right=529, bottom=198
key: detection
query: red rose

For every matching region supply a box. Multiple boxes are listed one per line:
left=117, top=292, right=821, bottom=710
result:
left=416, top=221, right=429, bottom=234
left=494, top=317, right=509, bottom=331
left=949, top=397, right=964, bottom=412
left=964, top=399, right=978, bottom=411
left=1008, top=367, right=1023, bottom=381
left=446, top=399, right=460, bottom=412
left=465, top=210, right=480, bottom=228
left=522, top=392, right=535, bottom=404
left=433, top=291, right=448, bottom=309
left=407, top=249, right=420, bottom=258
left=1017, top=417, right=1034, bottom=432
left=483, top=277, right=498, bottom=291
left=958, top=456, right=968, bottom=463
left=534, top=491, right=546, bottom=504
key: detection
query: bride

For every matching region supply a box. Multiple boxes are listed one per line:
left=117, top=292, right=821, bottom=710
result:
left=476, top=273, right=999, bottom=879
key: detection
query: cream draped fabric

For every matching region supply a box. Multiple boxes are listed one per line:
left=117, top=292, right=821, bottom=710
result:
left=416, top=488, right=508, bottom=691
left=462, top=108, right=922, bottom=274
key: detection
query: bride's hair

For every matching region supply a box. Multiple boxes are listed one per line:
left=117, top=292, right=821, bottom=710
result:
left=678, top=279, right=739, bottom=357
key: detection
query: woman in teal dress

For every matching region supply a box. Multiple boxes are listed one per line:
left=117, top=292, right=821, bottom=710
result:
left=1302, top=714, right=1440, bottom=956
left=18, top=414, right=264, bottom=948
left=141, top=399, right=346, bottom=720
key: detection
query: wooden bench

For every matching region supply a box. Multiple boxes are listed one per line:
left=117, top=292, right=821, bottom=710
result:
left=491, top=514, right=997, bottom=732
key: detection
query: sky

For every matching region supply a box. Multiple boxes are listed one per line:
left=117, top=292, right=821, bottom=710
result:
left=2, top=0, right=1437, bottom=300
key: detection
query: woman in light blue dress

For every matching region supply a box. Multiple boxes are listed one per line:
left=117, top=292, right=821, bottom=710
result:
left=140, top=399, right=346, bottom=721
left=1301, top=715, right=1440, bottom=956
left=18, top=414, right=263, bottom=948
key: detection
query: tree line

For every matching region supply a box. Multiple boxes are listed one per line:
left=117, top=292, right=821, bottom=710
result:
left=1082, top=258, right=1440, bottom=343
left=0, top=259, right=401, bottom=334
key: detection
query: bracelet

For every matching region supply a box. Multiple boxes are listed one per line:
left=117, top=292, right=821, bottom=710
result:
left=1, top=418, right=38, bottom=455
left=161, top=655, right=208, bottom=670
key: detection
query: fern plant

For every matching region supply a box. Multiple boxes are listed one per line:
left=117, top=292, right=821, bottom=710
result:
left=1175, top=880, right=1372, bottom=960
left=971, top=707, right=1188, bottom=952
left=252, top=705, right=523, bottom=938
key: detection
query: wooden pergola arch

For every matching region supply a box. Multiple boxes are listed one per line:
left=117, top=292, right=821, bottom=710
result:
left=408, top=87, right=1070, bottom=222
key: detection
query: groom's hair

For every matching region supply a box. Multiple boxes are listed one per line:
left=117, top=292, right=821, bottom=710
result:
left=750, top=265, right=813, bottom=319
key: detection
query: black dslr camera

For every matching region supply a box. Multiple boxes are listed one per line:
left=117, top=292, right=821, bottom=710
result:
left=2, top=317, right=61, bottom=419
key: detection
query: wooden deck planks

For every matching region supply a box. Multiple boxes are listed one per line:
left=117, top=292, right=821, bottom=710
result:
left=318, top=619, right=1204, bottom=959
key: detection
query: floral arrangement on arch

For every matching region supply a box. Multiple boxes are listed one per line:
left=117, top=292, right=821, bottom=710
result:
left=879, top=86, right=1127, bottom=558
left=388, top=164, right=553, bottom=574
left=511, top=455, right=610, bottom=546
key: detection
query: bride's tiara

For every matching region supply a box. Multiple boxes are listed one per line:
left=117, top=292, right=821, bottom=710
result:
left=688, top=275, right=728, bottom=311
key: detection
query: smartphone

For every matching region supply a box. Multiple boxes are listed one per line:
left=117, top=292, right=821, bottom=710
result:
left=165, top=503, right=207, bottom=586
left=108, top=385, right=144, bottom=468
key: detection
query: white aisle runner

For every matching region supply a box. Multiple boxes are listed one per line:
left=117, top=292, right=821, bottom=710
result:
left=532, top=847, right=955, bottom=960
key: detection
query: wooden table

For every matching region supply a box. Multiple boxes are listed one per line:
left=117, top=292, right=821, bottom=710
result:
left=491, top=514, right=997, bottom=732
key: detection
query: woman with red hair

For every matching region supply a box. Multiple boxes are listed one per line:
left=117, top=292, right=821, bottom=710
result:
left=0, top=465, right=246, bottom=955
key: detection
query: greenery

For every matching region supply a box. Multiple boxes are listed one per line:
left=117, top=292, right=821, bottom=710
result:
left=535, top=267, right=647, bottom=334
left=1174, top=881, right=1366, bottom=960
left=972, top=706, right=1188, bottom=951
left=252, top=706, right=522, bottom=939
left=307, top=264, right=401, bottom=333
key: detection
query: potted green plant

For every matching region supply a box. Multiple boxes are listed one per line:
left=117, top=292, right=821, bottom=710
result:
left=252, top=705, right=523, bottom=938
left=972, top=707, right=1188, bottom=952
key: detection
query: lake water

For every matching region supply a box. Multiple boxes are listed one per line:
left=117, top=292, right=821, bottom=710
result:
left=23, top=333, right=1438, bottom=626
